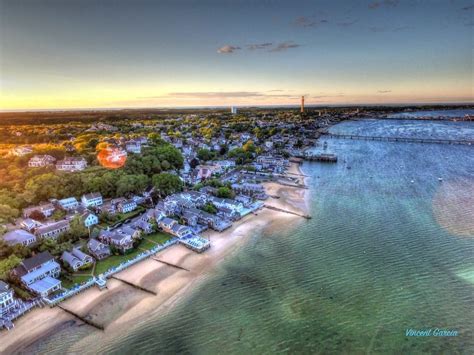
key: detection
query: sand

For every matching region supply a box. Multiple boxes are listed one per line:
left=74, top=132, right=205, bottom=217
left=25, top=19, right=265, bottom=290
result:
left=0, top=163, right=309, bottom=354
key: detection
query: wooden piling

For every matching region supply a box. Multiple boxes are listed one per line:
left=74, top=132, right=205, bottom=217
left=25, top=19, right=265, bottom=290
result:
left=110, top=276, right=157, bottom=295
left=57, top=305, right=104, bottom=331
left=264, top=205, right=312, bottom=219
left=151, top=258, right=190, bottom=272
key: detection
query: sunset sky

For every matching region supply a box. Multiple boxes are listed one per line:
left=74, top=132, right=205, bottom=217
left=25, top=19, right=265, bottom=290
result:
left=0, top=0, right=473, bottom=110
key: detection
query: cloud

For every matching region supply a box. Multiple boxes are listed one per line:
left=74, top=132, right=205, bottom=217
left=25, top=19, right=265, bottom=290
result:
left=217, top=45, right=241, bottom=54
left=137, top=91, right=299, bottom=100
left=378, top=90, right=392, bottom=94
left=369, top=0, right=400, bottom=9
left=246, top=43, right=273, bottom=50
left=269, top=41, right=302, bottom=52
left=461, top=4, right=474, bottom=10
left=293, top=16, right=328, bottom=28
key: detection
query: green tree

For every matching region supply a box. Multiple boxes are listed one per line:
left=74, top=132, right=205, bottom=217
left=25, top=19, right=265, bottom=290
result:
left=197, top=148, right=214, bottom=161
left=152, top=173, right=183, bottom=197
left=216, top=186, right=234, bottom=199
left=0, top=255, right=22, bottom=281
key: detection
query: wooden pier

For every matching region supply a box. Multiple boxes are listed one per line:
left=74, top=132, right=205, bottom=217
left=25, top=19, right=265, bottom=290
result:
left=152, top=257, right=190, bottom=272
left=305, top=153, right=338, bottom=162
left=110, top=276, right=157, bottom=295
left=323, top=133, right=474, bottom=146
left=57, top=305, right=104, bottom=331
left=264, top=205, right=311, bottom=219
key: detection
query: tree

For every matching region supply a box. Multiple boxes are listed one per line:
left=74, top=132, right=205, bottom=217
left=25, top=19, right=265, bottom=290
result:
left=202, top=202, right=217, bottom=215
left=66, top=215, right=89, bottom=241
left=152, top=173, right=183, bottom=197
left=0, top=204, right=19, bottom=224
left=197, top=148, right=214, bottom=161
left=0, top=255, right=22, bottom=281
left=216, top=186, right=234, bottom=199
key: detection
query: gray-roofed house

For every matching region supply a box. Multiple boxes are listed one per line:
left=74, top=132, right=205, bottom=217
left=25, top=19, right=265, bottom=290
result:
left=61, top=249, right=94, bottom=271
left=23, top=203, right=55, bottom=219
left=2, top=229, right=37, bottom=247
left=58, top=197, right=79, bottom=211
left=81, top=193, right=103, bottom=208
left=11, top=252, right=61, bottom=297
left=35, top=220, right=70, bottom=240
left=87, top=239, right=111, bottom=260
left=0, top=281, right=18, bottom=318
left=81, top=211, right=99, bottom=228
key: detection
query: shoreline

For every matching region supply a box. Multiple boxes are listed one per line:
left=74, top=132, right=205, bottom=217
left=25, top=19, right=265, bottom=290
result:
left=0, top=162, right=309, bottom=354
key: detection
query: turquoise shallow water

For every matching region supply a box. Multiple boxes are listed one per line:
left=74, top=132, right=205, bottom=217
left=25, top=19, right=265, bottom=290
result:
left=12, top=119, right=474, bottom=354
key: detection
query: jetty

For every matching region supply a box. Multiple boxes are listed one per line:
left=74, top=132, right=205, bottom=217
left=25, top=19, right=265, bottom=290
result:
left=264, top=204, right=311, bottom=219
left=305, top=153, right=338, bottom=162
left=57, top=305, right=104, bottom=331
left=152, top=257, right=190, bottom=271
left=322, top=133, right=474, bottom=146
left=110, top=276, right=157, bottom=295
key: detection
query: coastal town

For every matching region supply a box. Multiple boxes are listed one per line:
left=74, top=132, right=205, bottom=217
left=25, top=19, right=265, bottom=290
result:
left=0, top=105, right=348, bottom=331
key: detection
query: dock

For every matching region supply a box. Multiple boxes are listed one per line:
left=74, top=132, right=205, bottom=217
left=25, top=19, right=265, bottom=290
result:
left=57, top=305, right=104, bottom=331
left=323, top=133, right=474, bottom=146
left=264, top=205, right=311, bottom=219
left=152, top=257, right=190, bottom=271
left=110, top=276, right=157, bottom=295
left=304, top=153, right=338, bottom=162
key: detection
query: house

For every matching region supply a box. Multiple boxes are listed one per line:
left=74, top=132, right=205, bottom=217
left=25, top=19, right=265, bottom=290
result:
left=125, top=140, right=142, bottom=154
left=170, top=224, right=194, bottom=239
left=28, top=155, right=56, bottom=168
left=11, top=252, right=61, bottom=297
left=0, top=281, right=18, bottom=318
left=2, top=229, right=37, bottom=247
left=56, top=157, right=88, bottom=172
left=98, top=226, right=140, bottom=253
left=11, top=146, right=33, bottom=156
left=81, top=193, right=103, bottom=208
left=81, top=211, right=99, bottom=228
left=61, top=249, right=93, bottom=272
left=19, top=218, right=41, bottom=232
left=58, top=197, right=79, bottom=211
left=23, top=203, right=55, bottom=219
left=35, top=220, right=70, bottom=240
left=87, top=239, right=111, bottom=260
left=117, top=199, right=137, bottom=214
left=158, top=217, right=177, bottom=233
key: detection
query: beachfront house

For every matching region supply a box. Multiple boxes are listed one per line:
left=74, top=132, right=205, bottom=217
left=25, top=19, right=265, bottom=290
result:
left=61, top=249, right=94, bottom=272
left=35, top=220, right=70, bottom=240
left=28, top=155, right=56, bottom=168
left=98, top=226, right=139, bottom=254
left=0, top=281, right=18, bottom=318
left=231, top=182, right=267, bottom=199
left=81, top=193, right=103, bottom=208
left=56, top=157, right=88, bottom=172
left=2, top=230, right=37, bottom=247
left=87, top=239, right=111, bottom=260
left=11, top=252, right=62, bottom=297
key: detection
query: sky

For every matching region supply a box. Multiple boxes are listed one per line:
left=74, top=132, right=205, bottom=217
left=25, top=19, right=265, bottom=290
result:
left=0, top=0, right=473, bottom=110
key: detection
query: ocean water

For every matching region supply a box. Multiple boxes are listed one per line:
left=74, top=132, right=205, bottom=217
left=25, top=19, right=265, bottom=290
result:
left=18, top=119, right=474, bottom=354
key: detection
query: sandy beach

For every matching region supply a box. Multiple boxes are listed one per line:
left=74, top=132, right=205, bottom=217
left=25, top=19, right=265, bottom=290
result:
left=0, top=162, right=309, bottom=354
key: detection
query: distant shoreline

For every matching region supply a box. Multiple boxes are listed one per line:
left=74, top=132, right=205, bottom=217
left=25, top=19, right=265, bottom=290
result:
left=0, top=162, right=309, bottom=354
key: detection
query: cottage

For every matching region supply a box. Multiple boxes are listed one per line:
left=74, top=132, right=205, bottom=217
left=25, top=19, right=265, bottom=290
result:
left=81, top=193, right=103, bottom=208
left=87, top=239, right=111, bottom=260
left=11, top=146, right=33, bottom=156
left=58, top=197, right=79, bottom=211
left=81, top=211, right=99, bottom=228
left=35, top=220, right=70, bottom=240
left=61, top=249, right=93, bottom=271
left=158, top=217, right=178, bottom=233
left=0, top=281, right=17, bottom=318
left=117, top=199, right=137, bottom=213
left=28, top=155, right=56, bottom=168
left=23, top=203, right=55, bottom=219
left=56, top=157, right=88, bottom=172
left=12, top=252, right=61, bottom=297
left=2, top=229, right=37, bottom=247
left=19, top=218, right=41, bottom=232
left=98, top=226, right=139, bottom=254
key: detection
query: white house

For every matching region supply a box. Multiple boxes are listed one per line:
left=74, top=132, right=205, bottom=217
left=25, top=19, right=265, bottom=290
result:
left=2, top=230, right=37, bottom=247
left=58, top=197, right=79, bottom=210
left=81, top=211, right=99, bottom=228
left=0, top=281, right=17, bottom=318
left=56, top=157, right=88, bottom=172
left=28, top=155, right=56, bottom=168
left=117, top=199, right=137, bottom=214
left=81, top=193, right=103, bottom=208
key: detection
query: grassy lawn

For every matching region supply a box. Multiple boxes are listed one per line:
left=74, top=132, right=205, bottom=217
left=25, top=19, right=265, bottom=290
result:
left=61, top=274, right=93, bottom=289
left=96, top=206, right=146, bottom=229
left=93, top=233, right=172, bottom=276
